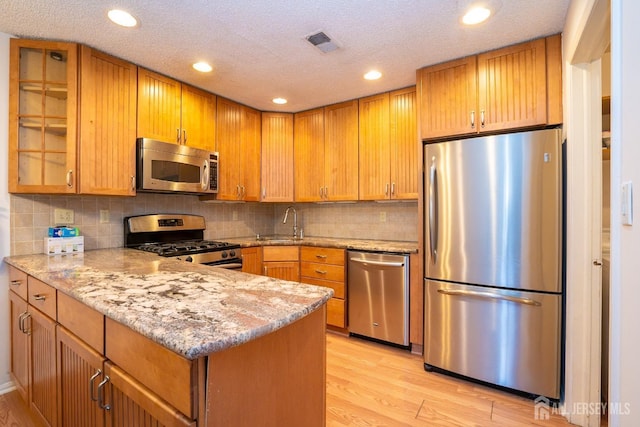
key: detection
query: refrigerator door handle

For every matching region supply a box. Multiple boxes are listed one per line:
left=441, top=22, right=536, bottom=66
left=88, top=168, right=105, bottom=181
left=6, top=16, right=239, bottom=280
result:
left=436, top=289, right=542, bottom=306
left=429, top=156, right=438, bottom=264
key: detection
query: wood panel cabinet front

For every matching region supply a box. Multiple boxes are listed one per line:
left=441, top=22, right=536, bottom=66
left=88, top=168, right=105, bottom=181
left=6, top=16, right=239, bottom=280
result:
left=294, top=108, right=325, bottom=202
left=9, top=39, right=78, bottom=193
left=323, top=100, right=359, bottom=201
left=261, top=112, right=294, bottom=202
left=262, top=246, right=300, bottom=282
left=358, top=93, right=390, bottom=200
left=180, top=84, right=216, bottom=151
left=241, top=247, right=263, bottom=275
left=389, top=87, right=419, bottom=200
left=9, top=290, right=29, bottom=402
left=30, top=306, right=58, bottom=427
left=78, top=46, right=137, bottom=196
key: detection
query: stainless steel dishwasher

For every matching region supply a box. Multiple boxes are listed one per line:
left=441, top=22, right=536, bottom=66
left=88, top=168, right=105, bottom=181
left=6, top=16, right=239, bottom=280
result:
left=347, top=251, right=410, bottom=347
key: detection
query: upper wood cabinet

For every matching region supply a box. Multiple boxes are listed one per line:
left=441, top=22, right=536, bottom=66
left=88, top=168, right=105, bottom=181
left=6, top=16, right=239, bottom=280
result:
left=137, top=68, right=216, bottom=150
left=213, top=97, right=261, bottom=201
left=295, top=101, right=359, bottom=202
left=418, top=35, right=562, bottom=140
left=9, top=39, right=78, bottom=194
left=359, top=88, right=418, bottom=201
left=294, top=108, right=325, bottom=202
left=261, top=112, right=294, bottom=202
left=78, top=46, right=137, bottom=196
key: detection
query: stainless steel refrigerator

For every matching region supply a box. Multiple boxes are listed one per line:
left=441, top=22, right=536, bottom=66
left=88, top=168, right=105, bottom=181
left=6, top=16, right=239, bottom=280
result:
left=423, top=128, right=563, bottom=399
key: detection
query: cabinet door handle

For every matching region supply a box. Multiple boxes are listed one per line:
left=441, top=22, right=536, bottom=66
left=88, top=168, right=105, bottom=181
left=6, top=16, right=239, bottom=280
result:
left=470, top=111, right=475, bottom=128
left=131, top=176, right=136, bottom=192
left=33, top=294, right=46, bottom=301
left=66, top=170, right=73, bottom=187
left=391, top=182, right=396, bottom=196
left=19, top=312, right=31, bottom=335
left=480, top=110, right=485, bottom=128
left=89, top=369, right=102, bottom=402
left=97, top=375, right=111, bottom=410
left=385, top=183, right=389, bottom=196
left=183, top=129, right=187, bottom=144
left=241, top=186, right=246, bottom=198
left=10, top=280, right=22, bottom=287
left=319, top=187, right=323, bottom=198
left=325, top=187, right=328, bottom=199
left=237, top=185, right=241, bottom=199
left=262, top=187, right=266, bottom=199
left=263, top=266, right=268, bottom=275
left=176, top=128, right=181, bottom=144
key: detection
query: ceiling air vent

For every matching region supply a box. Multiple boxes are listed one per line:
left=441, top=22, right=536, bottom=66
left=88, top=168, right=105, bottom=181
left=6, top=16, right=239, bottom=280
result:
left=306, top=31, right=339, bottom=53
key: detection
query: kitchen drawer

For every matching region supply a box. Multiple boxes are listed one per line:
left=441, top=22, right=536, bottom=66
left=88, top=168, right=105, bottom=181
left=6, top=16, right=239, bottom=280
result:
left=105, top=317, right=197, bottom=418
left=28, top=276, right=57, bottom=320
left=262, top=246, right=299, bottom=262
left=300, top=247, right=345, bottom=265
left=327, top=298, right=346, bottom=328
left=300, top=276, right=345, bottom=299
left=57, top=291, right=105, bottom=354
left=8, top=265, right=29, bottom=300
left=300, top=262, right=345, bottom=283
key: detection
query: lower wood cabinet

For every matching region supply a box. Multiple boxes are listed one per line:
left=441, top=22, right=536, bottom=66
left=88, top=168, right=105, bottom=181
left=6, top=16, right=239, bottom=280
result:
left=262, top=246, right=300, bottom=282
left=300, top=247, right=346, bottom=329
left=9, top=290, right=29, bottom=402
left=241, top=247, right=262, bottom=275
left=29, top=307, right=58, bottom=427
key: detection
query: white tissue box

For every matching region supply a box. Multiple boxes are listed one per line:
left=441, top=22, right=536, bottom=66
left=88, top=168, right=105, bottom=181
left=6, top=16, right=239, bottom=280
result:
left=45, top=236, right=84, bottom=255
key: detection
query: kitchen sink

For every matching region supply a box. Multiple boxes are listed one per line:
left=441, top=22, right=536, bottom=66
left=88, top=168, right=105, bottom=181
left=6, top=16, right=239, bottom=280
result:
left=255, top=234, right=301, bottom=243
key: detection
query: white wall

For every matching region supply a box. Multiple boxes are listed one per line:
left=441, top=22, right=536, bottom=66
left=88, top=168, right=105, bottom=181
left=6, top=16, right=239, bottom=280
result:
left=0, top=32, right=13, bottom=392
left=610, top=0, right=640, bottom=425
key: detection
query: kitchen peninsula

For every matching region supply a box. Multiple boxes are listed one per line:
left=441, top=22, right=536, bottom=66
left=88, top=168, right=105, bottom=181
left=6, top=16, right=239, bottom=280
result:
left=5, top=248, right=333, bottom=427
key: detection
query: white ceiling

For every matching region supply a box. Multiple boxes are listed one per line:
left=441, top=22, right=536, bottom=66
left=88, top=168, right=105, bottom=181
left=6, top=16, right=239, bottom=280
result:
left=0, top=0, right=570, bottom=112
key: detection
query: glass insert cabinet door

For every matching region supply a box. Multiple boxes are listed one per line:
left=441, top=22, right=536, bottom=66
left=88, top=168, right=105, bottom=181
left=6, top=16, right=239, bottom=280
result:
left=9, top=39, right=78, bottom=193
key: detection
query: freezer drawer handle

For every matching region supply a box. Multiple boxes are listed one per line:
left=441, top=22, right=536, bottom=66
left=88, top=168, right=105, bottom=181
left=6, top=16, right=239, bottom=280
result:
left=436, top=289, right=541, bottom=306
left=349, top=258, right=405, bottom=268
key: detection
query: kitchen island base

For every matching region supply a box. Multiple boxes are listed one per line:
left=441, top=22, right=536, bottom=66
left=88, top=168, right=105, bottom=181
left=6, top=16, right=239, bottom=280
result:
left=205, top=306, right=326, bottom=427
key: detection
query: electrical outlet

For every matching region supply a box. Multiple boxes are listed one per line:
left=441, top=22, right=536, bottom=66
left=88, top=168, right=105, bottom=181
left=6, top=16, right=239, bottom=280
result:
left=54, top=208, right=74, bottom=225
left=100, top=210, right=110, bottom=224
left=379, top=212, right=387, bottom=222
left=232, top=210, right=238, bottom=221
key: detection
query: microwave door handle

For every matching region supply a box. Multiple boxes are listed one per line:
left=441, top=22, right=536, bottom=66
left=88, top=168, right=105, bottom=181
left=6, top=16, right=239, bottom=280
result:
left=202, top=160, right=209, bottom=191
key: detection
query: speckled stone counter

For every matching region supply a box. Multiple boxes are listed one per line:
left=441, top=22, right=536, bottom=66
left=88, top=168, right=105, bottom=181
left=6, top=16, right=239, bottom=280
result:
left=4, top=249, right=333, bottom=360
left=224, top=236, right=419, bottom=254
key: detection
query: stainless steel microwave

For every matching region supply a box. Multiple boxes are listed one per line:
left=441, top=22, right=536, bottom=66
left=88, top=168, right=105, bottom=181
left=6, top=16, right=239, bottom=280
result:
left=136, top=138, right=218, bottom=194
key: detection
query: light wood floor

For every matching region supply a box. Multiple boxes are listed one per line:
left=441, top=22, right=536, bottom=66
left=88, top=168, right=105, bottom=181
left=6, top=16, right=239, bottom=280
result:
left=1, top=333, right=588, bottom=427
left=326, top=333, right=577, bottom=427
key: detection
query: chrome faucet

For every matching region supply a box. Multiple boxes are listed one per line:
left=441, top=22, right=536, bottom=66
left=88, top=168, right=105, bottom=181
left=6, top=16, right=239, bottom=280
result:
left=283, top=206, right=298, bottom=239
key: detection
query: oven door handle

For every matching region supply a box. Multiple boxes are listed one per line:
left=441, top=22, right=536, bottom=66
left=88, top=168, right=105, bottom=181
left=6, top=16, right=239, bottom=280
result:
left=214, top=262, right=243, bottom=270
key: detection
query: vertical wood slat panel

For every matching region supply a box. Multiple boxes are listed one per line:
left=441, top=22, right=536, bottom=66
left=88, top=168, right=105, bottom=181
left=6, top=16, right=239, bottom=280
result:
left=324, top=100, right=359, bottom=201
left=30, top=308, right=57, bottom=426
left=294, top=108, right=325, bottom=202
left=214, top=97, right=242, bottom=200
left=181, top=85, right=216, bottom=151
left=240, top=106, right=262, bottom=201
left=137, top=68, right=181, bottom=142
left=358, top=93, right=390, bottom=200
left=57, top=326, right=105, bottom=427
left=389, top=87, right=418, bottom=199
left=477, top=38, right=547, bottom=131
left=261, top=112, right=293, bottom=202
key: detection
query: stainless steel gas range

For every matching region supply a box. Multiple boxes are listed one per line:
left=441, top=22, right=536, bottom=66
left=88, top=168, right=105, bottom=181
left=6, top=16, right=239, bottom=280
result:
left=124, top=214, right=242, bottom=269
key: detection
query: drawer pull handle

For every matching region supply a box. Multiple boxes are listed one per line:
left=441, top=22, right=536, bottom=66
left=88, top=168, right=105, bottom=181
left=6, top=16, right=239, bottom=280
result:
left=98, top=376, right=111, bottom=410
left=315, top=255, right=327, bottom=259
left=315, top=269, right=327, bottom=275
left=89, top=369, right=102, bottom=402
left=10, top=280, right=22, bottom=286
left=33, top=294, right=46, bottom=301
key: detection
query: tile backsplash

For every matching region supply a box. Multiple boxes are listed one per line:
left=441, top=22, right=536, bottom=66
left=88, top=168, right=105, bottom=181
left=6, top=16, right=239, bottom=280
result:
left=9, top=194, right=418, bottom=256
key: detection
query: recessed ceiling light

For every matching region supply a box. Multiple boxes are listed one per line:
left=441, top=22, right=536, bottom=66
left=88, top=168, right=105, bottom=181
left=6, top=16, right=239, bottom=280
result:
left=272, top=97, right=288, bottom=105
left=364, top=70, right=382, bottom=81
left=107, top=9, right=138, bottom=27
left=193, top=62, right=213, bottom=73
left=462, top=6, right=491, bottom=25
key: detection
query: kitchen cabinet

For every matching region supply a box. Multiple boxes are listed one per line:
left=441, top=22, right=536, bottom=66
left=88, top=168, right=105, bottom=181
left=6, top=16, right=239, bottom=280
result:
left=8, top=39, right=78, bottom=193
left=9, top=288, right=29, bottom=401
left=137, top=68, right=216, bottom=150
left=358, top=88, right=418, bottom=200
left=298, top=100, right=360, bottom=202
left=78, top=46, right=137, bottom=196
left=418, top=35, right=562, bottom=140
left=300, top=247, right=346, bottom=329
left=262, top=246, right=300, bottom=282
left=261, top=112, right=294, bottom=202
left=241, top=247, right=263, bottom=275
left=213, top=97, right=261, bottom=201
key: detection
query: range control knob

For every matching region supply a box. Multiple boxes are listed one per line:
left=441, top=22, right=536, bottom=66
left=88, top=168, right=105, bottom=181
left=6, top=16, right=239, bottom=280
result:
left=229, top=250, right=236, bottom=257
left=221, top=251, right=228, bottom=259
left=185, top=256, right=193, bottom=263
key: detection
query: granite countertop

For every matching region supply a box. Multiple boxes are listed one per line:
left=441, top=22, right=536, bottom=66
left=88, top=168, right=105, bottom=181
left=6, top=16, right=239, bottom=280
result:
left=224, top=236, right=419, bottom=254
left=4, top=249, right=333, bottom=360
